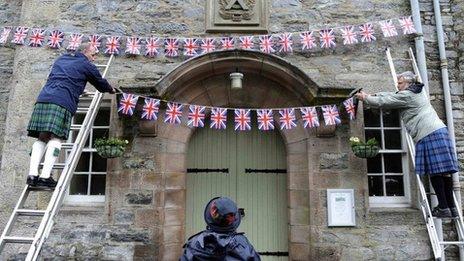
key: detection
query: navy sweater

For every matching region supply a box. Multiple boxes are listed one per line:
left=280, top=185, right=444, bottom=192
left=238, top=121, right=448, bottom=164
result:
left=37, top=52, right=113, bottom=114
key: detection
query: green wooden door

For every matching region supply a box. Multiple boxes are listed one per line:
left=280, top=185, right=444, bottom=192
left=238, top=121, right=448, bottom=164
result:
left=186, top=113, right=288, bottom=260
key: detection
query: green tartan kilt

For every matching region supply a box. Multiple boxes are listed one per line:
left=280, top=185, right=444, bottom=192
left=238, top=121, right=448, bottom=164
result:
left=27, top=103, right=73, bottom=140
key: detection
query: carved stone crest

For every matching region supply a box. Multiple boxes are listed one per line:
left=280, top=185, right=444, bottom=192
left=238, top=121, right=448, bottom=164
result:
left=219, top=0, right=256, bottom=22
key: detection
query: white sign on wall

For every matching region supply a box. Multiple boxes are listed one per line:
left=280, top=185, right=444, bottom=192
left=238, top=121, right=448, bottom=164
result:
left=327, top=189, right=356, bottom=227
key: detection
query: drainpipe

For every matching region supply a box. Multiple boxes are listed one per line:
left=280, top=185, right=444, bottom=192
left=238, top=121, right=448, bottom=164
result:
left=410, top=0, right=430, bottom=94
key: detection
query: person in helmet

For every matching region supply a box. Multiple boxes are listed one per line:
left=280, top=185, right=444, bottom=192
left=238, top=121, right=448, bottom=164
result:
left=180, top=196, right=261, bottom=260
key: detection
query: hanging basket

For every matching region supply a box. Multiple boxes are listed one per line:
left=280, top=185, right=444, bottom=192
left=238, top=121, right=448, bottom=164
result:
left=96, top=145, right=126, bottom=158
left=351, top=145, right=379, bottom=158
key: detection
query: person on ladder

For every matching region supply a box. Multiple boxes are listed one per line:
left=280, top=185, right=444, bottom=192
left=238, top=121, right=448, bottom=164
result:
left=26, top=43, right=116, bottom=188
left=356, top=71, right=459, bottom=218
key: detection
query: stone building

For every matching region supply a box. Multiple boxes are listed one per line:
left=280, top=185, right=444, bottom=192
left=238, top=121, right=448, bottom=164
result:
left=0, top=0, right=463, bottom=260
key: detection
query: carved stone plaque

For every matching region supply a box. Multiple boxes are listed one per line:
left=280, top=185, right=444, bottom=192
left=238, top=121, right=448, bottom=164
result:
left=206, top=0, right=268, bottom=33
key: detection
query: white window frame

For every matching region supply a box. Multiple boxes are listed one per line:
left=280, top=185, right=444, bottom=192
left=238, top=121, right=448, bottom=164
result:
left=366, top=109, right=411, bottom=208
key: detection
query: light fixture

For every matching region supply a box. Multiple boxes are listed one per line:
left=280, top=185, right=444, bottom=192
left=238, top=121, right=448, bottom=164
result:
left=230, top=70, right=244, bottom=89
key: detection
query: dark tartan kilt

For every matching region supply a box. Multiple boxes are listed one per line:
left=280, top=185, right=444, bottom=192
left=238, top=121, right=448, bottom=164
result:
left=415, top=127, right=459, bottom=176
left=27, top=102, right=73, bottom=140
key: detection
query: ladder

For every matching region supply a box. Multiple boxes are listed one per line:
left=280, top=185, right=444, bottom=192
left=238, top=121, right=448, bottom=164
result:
left=0, top=54, right=115, bottom=260
left=386, top=48, right=464, bottom=260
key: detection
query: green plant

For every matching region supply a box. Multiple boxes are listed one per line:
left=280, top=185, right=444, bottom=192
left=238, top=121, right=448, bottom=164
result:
left=349, top=136, right=378, bottom=147
left=94, top=137, right=129, bottom=147
left=94, top=137, right=129, bottom=158
left=349, top=136, right=379, bottom=158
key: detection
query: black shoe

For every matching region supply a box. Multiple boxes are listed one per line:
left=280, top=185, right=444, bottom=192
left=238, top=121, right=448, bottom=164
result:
left=432, top=207, right=452, bottom=218
left=26, top=175, right=39, bottom=186
left=36, top=177, right=57, bottom=188
left=450, top=207, right=460, bottom=218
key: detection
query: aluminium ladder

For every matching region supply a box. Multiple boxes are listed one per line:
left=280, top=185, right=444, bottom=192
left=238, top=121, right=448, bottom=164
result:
left=0, top=54, right=115, bottom=260
left=386, top=48, right=464, bottom=261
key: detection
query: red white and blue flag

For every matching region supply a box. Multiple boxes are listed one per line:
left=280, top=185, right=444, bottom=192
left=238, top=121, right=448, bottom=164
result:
left=125, top=37, right=142, bottom=55
left=67, top=33, right=84, bottom=51
left=239, top=36, right=254, bottom=50
left=259, top=35, right=275, bottom=54
left=118, top=93, right=139, bottom=116
left=359, top=23, right=376, bottom=43
left=0, top=27, right=12, bottom=44
left=88, top=35, right=102, bottom=52
left=320, top=29, right=336, bottom=48
left=300, top=107, right=320, bottom=128
left=343, top=97, right=357, bottom=120
left=165, top=38, right=179, bottom=57
left=187, top=105, right=206, bottom=127
left=234, top=109, right=251, bottom=131
left=164, top=102, right=183, bottom=124
left=210, top=108, right=227, bottom=130
left=145, top=37, right=161, bottom=57
left=221, top=37, right=235, bottom=50
left=277, top=33, right=293, bottom=53
left=11, top=27, right=29, bottom=45
left=279, top=109, right=297, bottom=130
left=399, top=16, right=416, bottom=35
left=201, top=38, right=216, bottom=54
left=341, top=26, right=358, bottom=45
left=379, top=20, right=398, bottom=37
left=183, top=38, right=198, bottom=56
left=257, top=109, right=274, bottom=131
left=322, top=105, right=341, bottom=125
left=47, top=30, right=64, bottom=49
left=300, top=31, right=316, bottom=50
left=141, top=98, right=160, bottom=120
left=105, top=36, right=120, bottom=55
left=29, top=28, right=46, bottom=47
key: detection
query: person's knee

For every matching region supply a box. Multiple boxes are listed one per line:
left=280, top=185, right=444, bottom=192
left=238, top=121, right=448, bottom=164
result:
left=38, top=132, right=52, bottom=143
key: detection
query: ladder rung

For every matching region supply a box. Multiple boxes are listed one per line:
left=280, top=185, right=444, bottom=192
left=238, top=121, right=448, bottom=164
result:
left=39, top=162, right=65, bottom=169
left=16, top=209, right=46, bottom=216
left=62, top=143, right=74, bottom=149
left=70, top=124, right=82, bottom=130
left=76, top=107, right=89, bottom=114
left=95, top=64, right=108, bottom=67
left=440, top=241, right=464, bottom=246
left=3, top=236, right=34, bottom=244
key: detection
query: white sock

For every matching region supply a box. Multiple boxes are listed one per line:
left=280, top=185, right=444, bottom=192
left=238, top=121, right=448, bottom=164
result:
left=28, top=141, right=47, bottom=177
left=40, top=139, right=62, bottom=179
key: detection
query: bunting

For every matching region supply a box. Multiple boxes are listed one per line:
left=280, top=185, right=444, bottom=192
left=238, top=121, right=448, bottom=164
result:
left=234, top=109, right=252, bottom=131
left=141, top=98, right=160, bottom=120
left=67, top=33, right=84, bottom=51
left=300, top=107, right=320, bottom=128
left=105, top=36, right=120, bottom=55
left=210, top=108, right=227, bottom=130
left=322, top=105, right=341, bottom=125
left=279, top=109, right=297, bottom=130
left=257, top=109, right=274, bottom=131
left=164, top=102, right=183, bottom=124
left=343, top=97, right=357, bottom=120
left=29, top=28, right=46, bottom=47
left=188, top=105, right=206, bottom=128
left=125, top=37, right=142, bottom=55
left=0, top=27, right=12, bottom=44
left=47, top=30, right=64, bottom=49
left=11, top=27, right=28, bottom=45
left=118, top=93, right=139, bottom=116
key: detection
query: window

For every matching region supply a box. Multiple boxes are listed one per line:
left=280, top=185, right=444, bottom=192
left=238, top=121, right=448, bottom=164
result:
left=364, top=108, right=410, bottom=207
left=64, top=105, right=111, bottom=204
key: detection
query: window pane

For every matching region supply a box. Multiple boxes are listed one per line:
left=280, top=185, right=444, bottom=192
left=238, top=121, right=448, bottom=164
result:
left=364, top=109, right=380, bottom=127
left=70, top=175, right=88, bottom=195
left=90, top=175, right=106, bottom=195
left=92, top=153, right=107, bottom=172
left=383, top=153, right=403, bottom=173
left=384, top=130, right=402, bottom=149
left=95, top=109, right=111, bottom=126
left=368, top=175, right=384, bottom=196
left=76, top=152, right=90, bottom=172
left=92, top=129, right=108, bottom=147
left=383, top=109, right=400, bottom=127
left=385, top=175, right=405, bottom=196
left=367, top=154, right=382, bottom=173
left=73, top=114, right=85, bottom=125
left=365, top=130, right=382, bottom=149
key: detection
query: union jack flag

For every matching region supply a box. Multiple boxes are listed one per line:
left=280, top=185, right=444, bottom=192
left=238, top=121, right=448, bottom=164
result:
left=239, top=36, right=254, bottom=50
left=183, top=38, right=198, bottom=57
left=0, top=27, right=12, bottom=44
left=379, top=20, right=398, bottom=38
left=279, top=109, right=297, bottom=130
left=278, top=33, right=293, bottom=53
left=399, top=16, right=416, bottom=35
left=322, top=105, right=341, bottom=125
left=300, top=31, right=316, bottom=50
left=164, top=102, right=183, bottom=124
left=200, top=38, right=216, bottom=54
left=11, top=27, right=29, bottom=45
left=210, top=108, right=227, bottom=130
left=257, top=109, right=274, bottom=131
left=300, top=107, right=320, bottom=128
left=118, top=93, right=139, bottom=116
left=29, top=28, right=46, bottom=47
left=343, top=97, right=357, bottom=120
left=188, top=105, right=206, bottom=127
left=67, top=33, right=83, bottom=51
left=88, top=35, right=102, bottom=52
left=165, top=38, right=179, bottom=57
left=141, top=98, right=160, bottom=120
left=125, top=37, right=141, bottom=55
left=340, top=26, right=358, bottom=45
left=320, top=29, right=336, bottom=48
left=259, top=35, right=275, bottom=54
left=234, top=109, right=251, bottom=131
left=221, top=37, right=235, bottom=50
left=145, top=37, right=161, bottom=57
left=359, top=23, right=376, bottom=43
left=105, top=36, right=120, bottom=55
left=47, top=30, right=64, bottom=49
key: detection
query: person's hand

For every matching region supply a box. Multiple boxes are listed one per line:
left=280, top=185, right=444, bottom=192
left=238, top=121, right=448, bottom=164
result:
left=355, top=91, right=369, bottom=101
left=109, top=86, right=116, bottom=94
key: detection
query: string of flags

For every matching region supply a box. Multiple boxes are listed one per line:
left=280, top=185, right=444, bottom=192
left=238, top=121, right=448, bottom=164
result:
left=117, top=92, right=359, bottom=131
left=0, top=16, right=416, bottom=59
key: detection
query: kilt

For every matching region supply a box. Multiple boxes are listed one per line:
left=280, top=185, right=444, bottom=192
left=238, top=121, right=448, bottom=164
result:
left=415, top=127, right=459, bottom=176
left=27, top=102, right=73, bottom=140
